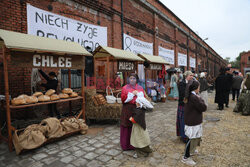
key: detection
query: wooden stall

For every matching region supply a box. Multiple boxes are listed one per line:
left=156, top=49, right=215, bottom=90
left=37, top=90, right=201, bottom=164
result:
left=93, top=46, right=144, bottom=92
left=137, top=53, right=169, bottom=101
left=82, top=46, right=144, bottom=121
left=0, top=29, right=91, bottom=151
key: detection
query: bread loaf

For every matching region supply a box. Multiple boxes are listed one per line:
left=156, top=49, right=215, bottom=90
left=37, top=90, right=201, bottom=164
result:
left=62, top=88, right=73, bottom=94
left=70, top=92, right=78, bottom=98
left=50, top=94, right=60, bottom=101
left=59, top=93, right=69, bottom=99
left=33, top=92, right=43, bottom=97
left=45, top=89, right=55, bottom=96
left=17, top=94, right=29, bottom=99
left=38, top=95, right=50, bottom=102
left=11, top=98, right=26, bottom=106
left=25, top=96, right=38, bottom=104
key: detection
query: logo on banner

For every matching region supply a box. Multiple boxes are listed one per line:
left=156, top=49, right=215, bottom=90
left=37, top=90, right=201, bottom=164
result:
left=124, top=36, right=132, bottom=51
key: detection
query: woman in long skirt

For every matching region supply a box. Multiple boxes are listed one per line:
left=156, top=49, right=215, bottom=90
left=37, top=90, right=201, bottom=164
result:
left=120, top=73, right=144, bottom=151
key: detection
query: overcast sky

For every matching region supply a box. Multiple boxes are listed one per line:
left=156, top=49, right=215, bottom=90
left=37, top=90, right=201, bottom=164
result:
left=160, top=0, right=250, bottom=61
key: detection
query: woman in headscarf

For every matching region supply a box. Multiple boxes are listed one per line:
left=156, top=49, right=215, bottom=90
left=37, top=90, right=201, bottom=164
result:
left=176, top=71, right=193, bottom=143
left=233, top=72, right=250, bottom=115
left=181, top=80, right=207, bottom=166
left=120, top=73, right=144, bottom=151
left=168, top=70, right=179, bottom=100
left=199, top=72, right=209, bottom=106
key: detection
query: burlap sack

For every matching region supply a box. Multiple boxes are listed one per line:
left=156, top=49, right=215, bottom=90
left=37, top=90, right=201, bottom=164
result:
left=41, top=118, right=65, bottom=138
left=78, top=119, right=88, bottom=135
left=12, top=124, right=47, bottom=155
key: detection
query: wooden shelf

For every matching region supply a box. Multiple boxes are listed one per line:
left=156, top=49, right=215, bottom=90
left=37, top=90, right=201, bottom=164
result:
left=10, top=96, right=83, bottom=109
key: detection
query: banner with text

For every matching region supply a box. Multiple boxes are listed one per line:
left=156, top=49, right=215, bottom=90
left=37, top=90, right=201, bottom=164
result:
left=123, top=34, right=153, bottom=55
left=27, top=4, right=107, bottom=52
left=189, top=57, right=196, bottom=68
left=123, top=34, right=153, bottom=81
left=178, top=53, right=187, bottom=67
left=158, top=46, right=174, bottom=65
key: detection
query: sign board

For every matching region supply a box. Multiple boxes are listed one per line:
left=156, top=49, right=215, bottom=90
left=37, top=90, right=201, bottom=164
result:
left=190, top=57, right=196, bottom=68
left=158, top=46, right=175, bottom=65
left=10, top=51, right=85, bottom=69
left=149, top=64, right=162, bottom=70
left=117, top=61, right=135, bottom=71
left=27, top=4, right=107, bottom=52
left=123, top=34, right=153, bottom=55
left=178, top=53, right=187, bottom=67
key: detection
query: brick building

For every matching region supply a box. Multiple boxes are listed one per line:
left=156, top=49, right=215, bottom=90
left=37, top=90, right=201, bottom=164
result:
left=240, top=51, right=250, bottom=75
left=0, top=0, right=227, bottom=97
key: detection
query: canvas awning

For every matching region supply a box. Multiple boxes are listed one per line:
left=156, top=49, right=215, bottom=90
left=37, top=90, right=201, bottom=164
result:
left=138, top=53, right=169, bottom=64
left=0, top=29, right=92, bottom=56
left=93, top=46, right=144, bottom=61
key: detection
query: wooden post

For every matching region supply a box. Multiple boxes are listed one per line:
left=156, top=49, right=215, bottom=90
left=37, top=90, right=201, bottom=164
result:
left=68, top=69, right=72, bottom=115
left=107, top=56, right=110, bottom=87
left=81, top=69, right=85, bottom=120
left=3, top=46, right=12, bottom=151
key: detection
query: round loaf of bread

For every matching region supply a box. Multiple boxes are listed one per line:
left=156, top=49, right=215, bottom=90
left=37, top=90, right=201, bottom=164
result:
left=45, top=89, right=55, bottom=96
left=38, top=95, right=51, bottom=102
left=59, top=93, right=69, bottom=99
left=25, top=96, right=38, bottom=104
left=70, top=92, right=78, bottom=98
left=62, top=88, right=73, bottom=94
left=33, top=92, right=43, bottom=97
left=50, top=94, right=60, bottom=101
left=11, top=98, right=26, bottom=106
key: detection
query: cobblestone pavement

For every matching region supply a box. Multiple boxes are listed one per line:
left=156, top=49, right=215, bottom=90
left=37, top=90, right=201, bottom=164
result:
left=0, top=92, right=249, bottom=167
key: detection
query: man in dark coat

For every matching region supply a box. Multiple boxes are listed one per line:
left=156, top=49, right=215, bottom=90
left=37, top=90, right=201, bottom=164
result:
left=215, top=68, right=228, bottom=110
left=232, top=72, right=243, bottom=101
left=39, top=69, right=60, bottom=118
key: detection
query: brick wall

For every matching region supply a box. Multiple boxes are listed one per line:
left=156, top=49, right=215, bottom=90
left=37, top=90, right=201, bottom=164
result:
left=0, top=0, right=226, bottom=98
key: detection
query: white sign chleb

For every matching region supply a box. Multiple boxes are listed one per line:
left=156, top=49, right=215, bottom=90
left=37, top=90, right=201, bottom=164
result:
left=27, top=4, right=107, bottom=52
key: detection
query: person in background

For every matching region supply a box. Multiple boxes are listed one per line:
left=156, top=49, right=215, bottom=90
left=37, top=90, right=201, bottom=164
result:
left=115, top=72, right=122, bottom=89
left=215, top=67, right=227, bottom=110
left=38, top=69, right=61, bottom=118
left=234, top=72, right=250, bottom=115
left=120, top=73, right=144, bottom=151
left=224, top=67, right=233, bottom=107
left=176, top=71, right=193, bottom=143
left=232, top=71, right=243, bottom=101
left=181, top=80, right=207, bottom=166
left=168, top=70, right=179, bottom=100
left=199, top=72, right=209, bottom=106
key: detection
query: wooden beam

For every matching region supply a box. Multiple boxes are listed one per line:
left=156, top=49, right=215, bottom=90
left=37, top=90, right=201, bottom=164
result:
left=107, top=56, right=110, bottom=87
left=3, top=45, right=13, bottom=151
left=81, top=69, right=85, bottom=120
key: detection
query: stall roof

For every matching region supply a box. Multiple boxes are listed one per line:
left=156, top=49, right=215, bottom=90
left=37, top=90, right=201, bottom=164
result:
left=0, top=29, right=92, bottom=56
left=93, top=46, right=144, bottom=61
left=138, top=53, right=169, bottom=64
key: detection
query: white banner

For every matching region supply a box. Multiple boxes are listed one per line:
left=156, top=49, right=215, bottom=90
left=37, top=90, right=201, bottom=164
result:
left=123, top=34, right=153, bottom=81
left=190, top=57, right=196, bottom=68
left=178, top=53, right=187, bottom=66
left=123, top=34, right=153, bottom=55
left=158, top=46, right=174, bottom=65
left=27, top=4, right=107, bottom=52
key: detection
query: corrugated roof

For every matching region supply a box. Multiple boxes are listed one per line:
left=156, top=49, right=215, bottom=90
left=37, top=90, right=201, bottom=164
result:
left=138, top=53, right=169, bottom=64
left=93, top=46, right=144, bottom=61
left=0, top=29, right=92, bottom=56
